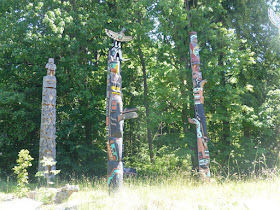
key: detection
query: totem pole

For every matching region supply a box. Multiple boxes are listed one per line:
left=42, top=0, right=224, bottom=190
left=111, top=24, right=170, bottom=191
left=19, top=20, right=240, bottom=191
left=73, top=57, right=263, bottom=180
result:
left=39, top=58, right=57, bottom=173
left=105, top=28, right=138, bottom=191
left=188, top=32, right=210, bottom=179
left=268, top=7, right=280, bottom=29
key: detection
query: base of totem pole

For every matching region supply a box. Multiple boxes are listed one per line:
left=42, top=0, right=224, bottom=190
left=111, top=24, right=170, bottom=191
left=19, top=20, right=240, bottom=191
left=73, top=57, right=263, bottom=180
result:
left=199, top=171, right=210, bottom=182
left=107, top=161, right=123, bottom=193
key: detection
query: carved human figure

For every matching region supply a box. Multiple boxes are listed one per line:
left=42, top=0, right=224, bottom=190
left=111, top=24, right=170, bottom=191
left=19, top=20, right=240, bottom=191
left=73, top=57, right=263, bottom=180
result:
left=45, top=58, right=56, bottom=76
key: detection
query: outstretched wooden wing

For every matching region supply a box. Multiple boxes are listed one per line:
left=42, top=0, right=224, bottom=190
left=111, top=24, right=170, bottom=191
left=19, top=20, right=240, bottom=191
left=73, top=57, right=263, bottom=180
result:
left=268, top=7, right=280, bottom=29
left=120, top=35, right=133, bottom=42
left=105, top=29, right=133, bottom=42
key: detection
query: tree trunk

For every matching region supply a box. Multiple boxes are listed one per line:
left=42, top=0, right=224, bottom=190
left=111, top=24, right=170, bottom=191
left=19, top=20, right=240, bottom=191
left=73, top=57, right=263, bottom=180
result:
left=138, top=47, right=154, bottom=163
left=220, top=56, right=230, bottom=147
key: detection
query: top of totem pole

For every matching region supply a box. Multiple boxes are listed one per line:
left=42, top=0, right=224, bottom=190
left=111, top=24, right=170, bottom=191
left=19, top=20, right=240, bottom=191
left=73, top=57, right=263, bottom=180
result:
left=189, top=32, right=198, bottom=43
left=105, top=28, right=133, bottom=42
left=45, top=58, right=56, bottom=76
left=268, top=7, right=280, bottom=29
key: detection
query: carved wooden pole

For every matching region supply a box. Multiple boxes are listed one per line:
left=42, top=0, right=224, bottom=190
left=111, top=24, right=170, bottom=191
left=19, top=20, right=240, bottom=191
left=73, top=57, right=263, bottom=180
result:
left=105, top=29, right=138, bottom=191
left=188, top=32, right=211, bottom=179
left=39, top=58, right=57, bottom=173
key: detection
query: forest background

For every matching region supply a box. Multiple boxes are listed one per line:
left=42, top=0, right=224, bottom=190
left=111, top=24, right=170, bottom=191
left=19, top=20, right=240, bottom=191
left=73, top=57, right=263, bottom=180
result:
left=0, top=0, right=280, bottom=180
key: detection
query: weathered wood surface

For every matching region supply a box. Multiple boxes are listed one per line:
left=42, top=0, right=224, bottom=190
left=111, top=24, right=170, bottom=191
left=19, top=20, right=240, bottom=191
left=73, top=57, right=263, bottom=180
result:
left=39, top=58, right=57, bottom=173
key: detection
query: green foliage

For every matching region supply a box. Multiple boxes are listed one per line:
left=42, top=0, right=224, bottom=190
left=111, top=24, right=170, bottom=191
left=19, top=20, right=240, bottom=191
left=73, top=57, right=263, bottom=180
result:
left=12, top=149, right=34, bottom=197
left=0, top=0, right=108, bottom=177
left=1, top=0, right=280, bottom=179
left=36, top=157, right=61, bottom=188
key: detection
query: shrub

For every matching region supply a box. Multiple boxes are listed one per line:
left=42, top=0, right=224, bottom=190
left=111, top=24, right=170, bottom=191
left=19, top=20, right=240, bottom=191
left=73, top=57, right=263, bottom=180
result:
left=13, top=149, right=34, bottom=197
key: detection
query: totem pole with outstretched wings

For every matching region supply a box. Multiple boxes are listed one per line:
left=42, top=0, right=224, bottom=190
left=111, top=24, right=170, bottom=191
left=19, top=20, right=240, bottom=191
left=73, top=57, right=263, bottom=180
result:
left=105, top=28, right=138, bottom=191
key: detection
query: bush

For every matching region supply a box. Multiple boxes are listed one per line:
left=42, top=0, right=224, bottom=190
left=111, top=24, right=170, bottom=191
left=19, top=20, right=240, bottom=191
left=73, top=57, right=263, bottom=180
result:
left=13, top=149, right=34, bottom=197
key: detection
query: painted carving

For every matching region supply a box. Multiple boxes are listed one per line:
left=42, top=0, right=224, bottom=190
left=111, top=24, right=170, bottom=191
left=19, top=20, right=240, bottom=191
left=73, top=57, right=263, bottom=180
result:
left=188, top=32, right=211, bottom=179
left=39, top=58, right=57, bottom=174
left=105, top=28, right=133, bottom=42
left=105, top=28, right=138, bottom=191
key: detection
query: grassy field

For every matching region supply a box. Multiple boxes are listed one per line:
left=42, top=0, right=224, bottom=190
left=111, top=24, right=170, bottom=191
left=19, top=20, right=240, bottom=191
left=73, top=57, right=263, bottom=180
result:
left=1, top=173, right=280, bottom=209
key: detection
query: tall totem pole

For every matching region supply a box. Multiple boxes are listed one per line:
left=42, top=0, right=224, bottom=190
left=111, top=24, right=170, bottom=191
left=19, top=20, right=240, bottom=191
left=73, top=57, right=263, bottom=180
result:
left=188, top=32, right=210, bottom=179
left=39, top=58, right=57, bottom=173
left=105, top=28, right=138, bottom=191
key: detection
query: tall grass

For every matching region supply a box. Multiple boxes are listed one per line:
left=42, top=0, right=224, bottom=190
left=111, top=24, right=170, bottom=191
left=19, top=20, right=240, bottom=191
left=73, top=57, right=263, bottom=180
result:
left=63, top=171, right=280, bottom=209
left=1, top=170, right=280, bottom=209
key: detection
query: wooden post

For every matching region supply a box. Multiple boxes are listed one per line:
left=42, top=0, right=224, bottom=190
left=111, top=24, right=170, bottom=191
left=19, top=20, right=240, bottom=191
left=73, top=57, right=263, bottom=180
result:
left=188, top=32, right=211, bottom=179
left=39, top=58, right=57, bottom=175
left=105, top=29, right=138, bottom=191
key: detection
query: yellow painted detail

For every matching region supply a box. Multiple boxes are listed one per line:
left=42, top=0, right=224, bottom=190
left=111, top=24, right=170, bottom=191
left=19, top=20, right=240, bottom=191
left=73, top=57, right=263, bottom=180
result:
left=111, top=86, right=120, bottom=91
left=112, top=91, right=121, bottom=95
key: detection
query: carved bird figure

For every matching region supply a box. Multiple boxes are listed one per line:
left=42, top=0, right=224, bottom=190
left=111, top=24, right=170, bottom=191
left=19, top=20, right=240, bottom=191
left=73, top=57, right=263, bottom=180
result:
left=105, top=28, right=133, bottom=42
